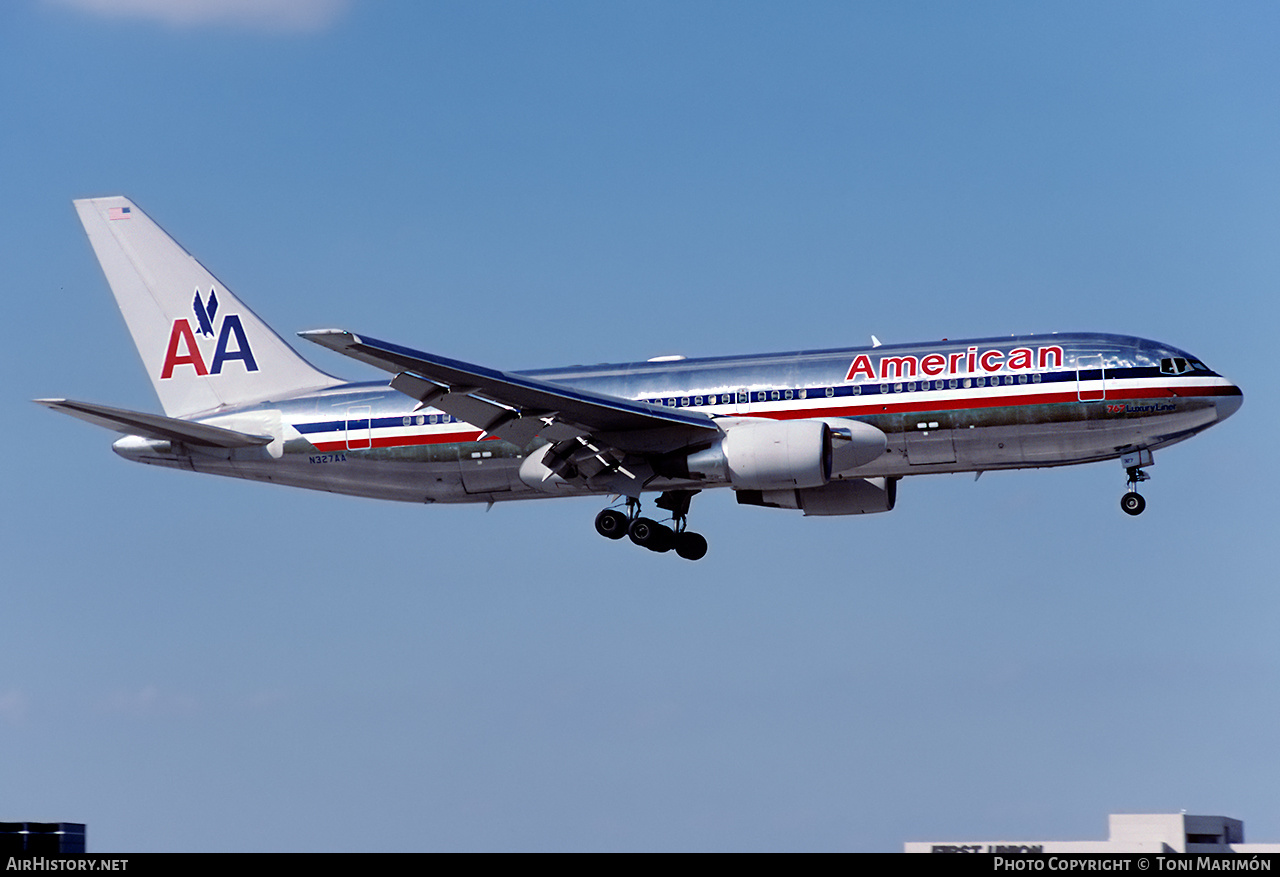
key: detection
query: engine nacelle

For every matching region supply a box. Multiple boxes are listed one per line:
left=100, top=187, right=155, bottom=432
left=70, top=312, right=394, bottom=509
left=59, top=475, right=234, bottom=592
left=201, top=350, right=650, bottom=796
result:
left=680, top=418, right=885, bottom=490
left=683, top=419, right=831, bottom=490
left=736, top=477, right=898, bottom=516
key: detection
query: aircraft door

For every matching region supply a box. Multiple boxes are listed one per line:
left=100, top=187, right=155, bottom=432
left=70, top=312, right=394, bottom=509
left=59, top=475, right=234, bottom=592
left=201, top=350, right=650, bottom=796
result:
left=1076, top=356, right=1107, bottom=402
left=345, top=405, right=372, bottom=450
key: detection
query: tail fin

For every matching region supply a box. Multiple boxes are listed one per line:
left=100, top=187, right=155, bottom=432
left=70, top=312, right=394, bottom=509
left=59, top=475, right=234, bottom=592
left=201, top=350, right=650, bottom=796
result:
left=74, top=196, right=342, bottom=418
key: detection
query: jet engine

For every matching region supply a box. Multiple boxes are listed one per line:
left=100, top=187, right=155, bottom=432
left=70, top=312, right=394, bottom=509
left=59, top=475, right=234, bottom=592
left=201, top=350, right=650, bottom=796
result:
left=735, top=477, right=898, bottom=516
left=679, top=418, right=885, bottom=490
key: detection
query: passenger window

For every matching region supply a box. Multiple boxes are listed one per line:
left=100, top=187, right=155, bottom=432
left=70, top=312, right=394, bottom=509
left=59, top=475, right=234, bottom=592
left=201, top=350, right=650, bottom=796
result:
left=784, top=389, right=793, bottom=400
left=825, top=387, right=835, bottom=397
left=799, top=388, right=808, bottom=399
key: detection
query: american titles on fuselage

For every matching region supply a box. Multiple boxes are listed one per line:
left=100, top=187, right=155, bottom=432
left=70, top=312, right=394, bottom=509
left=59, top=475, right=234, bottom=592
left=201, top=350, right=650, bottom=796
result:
left=847, top=345, right=1064, bottom=382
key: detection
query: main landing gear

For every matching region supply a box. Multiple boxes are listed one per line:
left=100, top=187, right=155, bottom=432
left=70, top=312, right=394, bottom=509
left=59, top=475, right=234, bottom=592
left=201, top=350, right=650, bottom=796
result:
left=1120, top=448, right=1153, bottom=516
left=594, top=490, right=709, bottom=561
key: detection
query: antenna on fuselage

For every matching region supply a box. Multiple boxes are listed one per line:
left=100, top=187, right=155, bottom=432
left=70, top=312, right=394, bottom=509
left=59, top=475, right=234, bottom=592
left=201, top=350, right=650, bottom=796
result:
left=871, top=335, right=882, bottom=348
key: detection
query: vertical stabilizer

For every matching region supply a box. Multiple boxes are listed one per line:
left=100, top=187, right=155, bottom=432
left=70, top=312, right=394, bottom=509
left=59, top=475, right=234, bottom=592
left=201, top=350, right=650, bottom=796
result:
left=74, top=196, right=342, bottom=418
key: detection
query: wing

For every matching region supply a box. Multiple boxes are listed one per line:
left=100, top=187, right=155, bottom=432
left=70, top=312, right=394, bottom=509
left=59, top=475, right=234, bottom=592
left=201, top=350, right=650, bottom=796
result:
left=300, top=329, right=722, bottom=493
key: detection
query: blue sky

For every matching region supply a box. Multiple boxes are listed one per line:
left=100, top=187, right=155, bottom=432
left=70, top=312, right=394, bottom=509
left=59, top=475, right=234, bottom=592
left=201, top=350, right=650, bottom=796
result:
left=2, top=0, right=1276, bottom=852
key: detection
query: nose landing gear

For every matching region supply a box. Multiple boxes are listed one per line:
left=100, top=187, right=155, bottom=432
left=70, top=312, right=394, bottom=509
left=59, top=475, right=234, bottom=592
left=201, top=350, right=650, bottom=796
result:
left=593, top=490, right=708, bottom=560
left=1120, top=449, right=1153, bottom=516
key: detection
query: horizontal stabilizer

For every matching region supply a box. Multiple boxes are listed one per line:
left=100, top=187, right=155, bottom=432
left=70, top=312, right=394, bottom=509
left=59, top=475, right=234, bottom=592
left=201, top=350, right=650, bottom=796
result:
left=35, top=398, right=272, bottom=448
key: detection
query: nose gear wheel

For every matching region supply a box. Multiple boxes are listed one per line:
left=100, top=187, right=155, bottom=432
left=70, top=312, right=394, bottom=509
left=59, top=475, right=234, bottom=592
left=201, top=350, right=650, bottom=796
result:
left=1120, top=491, right=1146, bottom=516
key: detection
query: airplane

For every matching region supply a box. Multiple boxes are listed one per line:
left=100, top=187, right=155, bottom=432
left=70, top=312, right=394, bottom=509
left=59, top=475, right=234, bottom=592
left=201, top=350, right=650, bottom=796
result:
left=38, top=197, right=1243, bottom=561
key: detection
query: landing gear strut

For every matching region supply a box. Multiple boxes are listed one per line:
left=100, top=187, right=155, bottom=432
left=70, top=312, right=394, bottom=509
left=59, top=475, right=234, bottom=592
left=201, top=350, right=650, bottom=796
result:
left=1120, top=449, right=1153, bottom=516
left=593, top=490, right=708, bottom=560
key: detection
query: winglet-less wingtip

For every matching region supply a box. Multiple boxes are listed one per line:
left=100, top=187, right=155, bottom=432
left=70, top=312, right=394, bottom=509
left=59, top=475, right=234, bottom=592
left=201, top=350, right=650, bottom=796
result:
left=299, top=328, right=360, bottom=350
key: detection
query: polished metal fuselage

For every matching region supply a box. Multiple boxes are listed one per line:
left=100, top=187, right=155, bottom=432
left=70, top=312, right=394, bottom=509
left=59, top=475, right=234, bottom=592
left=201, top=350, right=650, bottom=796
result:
left=114, top=332, right=1242, bottom=505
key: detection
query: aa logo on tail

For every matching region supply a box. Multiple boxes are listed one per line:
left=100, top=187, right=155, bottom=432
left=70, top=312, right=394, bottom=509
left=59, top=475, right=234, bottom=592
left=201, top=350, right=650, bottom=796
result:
left=160, top=289, right=259, bottom=379
left=193, top=288, right=219, bottom=337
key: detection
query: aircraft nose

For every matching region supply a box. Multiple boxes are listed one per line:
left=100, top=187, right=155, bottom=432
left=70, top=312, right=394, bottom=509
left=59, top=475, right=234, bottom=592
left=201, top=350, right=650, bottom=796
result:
left=1215, top=384, right=1243, bottom=422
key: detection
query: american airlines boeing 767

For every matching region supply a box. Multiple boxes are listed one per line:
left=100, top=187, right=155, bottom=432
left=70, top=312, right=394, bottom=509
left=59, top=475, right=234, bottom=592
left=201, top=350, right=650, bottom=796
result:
left=38, top=197, right=1243, bottom=560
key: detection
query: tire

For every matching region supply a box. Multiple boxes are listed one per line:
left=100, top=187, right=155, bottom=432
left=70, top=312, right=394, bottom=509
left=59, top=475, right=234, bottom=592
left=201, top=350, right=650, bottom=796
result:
left=628, top=517, right=659, bottom=547
left=650, top=523, right=675, bottom=553
left=629, top=517, right=673, bottom=552
left=595, top=509, right=628, bottom=540
left=1120, top=492, right=1146, bottom=516
left=675, top=531, right=708, bottom=561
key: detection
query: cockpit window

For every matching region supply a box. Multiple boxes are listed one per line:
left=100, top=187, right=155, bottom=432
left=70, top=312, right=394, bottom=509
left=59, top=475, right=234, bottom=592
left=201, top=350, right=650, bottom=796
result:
left=1159, top=357, right=1206, bottom=375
